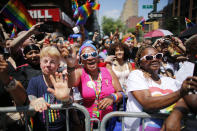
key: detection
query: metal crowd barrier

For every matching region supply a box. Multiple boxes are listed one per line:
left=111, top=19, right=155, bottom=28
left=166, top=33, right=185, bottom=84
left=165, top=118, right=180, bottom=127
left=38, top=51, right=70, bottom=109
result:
left=0, top=103, right=91, bottom=131
left=100, top=111, right=169, bottom=131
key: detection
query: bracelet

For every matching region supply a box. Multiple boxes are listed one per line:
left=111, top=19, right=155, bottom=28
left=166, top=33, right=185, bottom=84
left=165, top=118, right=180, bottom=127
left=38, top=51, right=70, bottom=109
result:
left=62, top=97, right=73, bottom=106
left=67, top=66, right=75, bottom=71
left=110, top=93, right=119, bottom=102
left=173, top=107, right=188, bottom=115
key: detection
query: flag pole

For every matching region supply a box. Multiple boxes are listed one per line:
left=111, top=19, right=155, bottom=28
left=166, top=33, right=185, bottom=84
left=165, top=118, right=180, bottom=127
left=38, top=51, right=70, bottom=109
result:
left=0, top=1, right=10, bottom=14
left=0, top=0, right=9, bottom=14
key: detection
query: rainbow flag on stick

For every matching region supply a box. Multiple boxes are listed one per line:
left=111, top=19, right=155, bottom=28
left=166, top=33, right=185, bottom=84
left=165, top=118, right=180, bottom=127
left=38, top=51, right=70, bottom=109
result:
left=72, top=0, right=78, bottom=12
left=136, top=18, right=145, bottom=30
left=76, top=2, right=100, bottom=25
left=10, top=25, right=17, bottom=38
left=4, top=18, right=13, bottom=27
left=185, top=17, right=195, bottom=29
left=0, top=0, right=35, bottom=31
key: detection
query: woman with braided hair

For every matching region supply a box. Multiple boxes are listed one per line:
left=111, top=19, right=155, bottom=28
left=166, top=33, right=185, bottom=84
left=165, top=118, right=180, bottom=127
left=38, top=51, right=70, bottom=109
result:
left=124, top=45, right=197, bottom=131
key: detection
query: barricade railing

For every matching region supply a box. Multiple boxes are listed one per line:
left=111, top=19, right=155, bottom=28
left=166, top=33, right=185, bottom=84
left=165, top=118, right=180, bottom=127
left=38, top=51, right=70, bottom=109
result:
left=0, top=103, right=91, bottom=131
left=100, top=111, right=170, bottom=131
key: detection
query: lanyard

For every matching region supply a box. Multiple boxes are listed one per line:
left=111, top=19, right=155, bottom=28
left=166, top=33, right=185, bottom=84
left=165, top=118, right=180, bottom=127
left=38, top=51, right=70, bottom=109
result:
left=88, top=72, right=102, bottom=118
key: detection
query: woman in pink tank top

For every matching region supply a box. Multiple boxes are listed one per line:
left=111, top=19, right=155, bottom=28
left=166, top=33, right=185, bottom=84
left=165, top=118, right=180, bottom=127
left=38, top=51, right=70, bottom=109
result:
left=64, top=40, right=123, bottom=121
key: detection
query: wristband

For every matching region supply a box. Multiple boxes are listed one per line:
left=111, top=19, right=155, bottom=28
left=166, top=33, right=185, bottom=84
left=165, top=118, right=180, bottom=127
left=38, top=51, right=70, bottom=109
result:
left=110, top=93, right=119, bottom=102
left=62, top=97, right=73, bottom=106
left=173, top=107, right=188, bottom=115
left=67, top=66, right=75, bottom=71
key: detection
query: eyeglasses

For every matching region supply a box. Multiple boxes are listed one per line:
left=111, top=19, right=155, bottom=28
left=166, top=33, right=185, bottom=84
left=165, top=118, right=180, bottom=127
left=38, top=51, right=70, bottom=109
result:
left=140, top=53, right=163, bottom=61
left=81, top=51, right=98, bottom=60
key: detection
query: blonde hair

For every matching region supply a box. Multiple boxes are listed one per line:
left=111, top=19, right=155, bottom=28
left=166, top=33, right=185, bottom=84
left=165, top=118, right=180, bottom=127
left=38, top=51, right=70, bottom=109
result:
left=40, top=46, right=61, bottom=61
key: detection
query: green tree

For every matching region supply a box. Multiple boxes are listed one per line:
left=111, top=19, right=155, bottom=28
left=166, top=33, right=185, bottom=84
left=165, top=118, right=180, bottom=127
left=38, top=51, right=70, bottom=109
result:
left=101, top=16, right=124, bottom=36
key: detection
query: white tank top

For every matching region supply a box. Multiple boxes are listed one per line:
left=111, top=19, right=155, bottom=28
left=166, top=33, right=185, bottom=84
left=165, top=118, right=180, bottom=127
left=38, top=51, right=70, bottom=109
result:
left=112, top=62, right=130, bottom=90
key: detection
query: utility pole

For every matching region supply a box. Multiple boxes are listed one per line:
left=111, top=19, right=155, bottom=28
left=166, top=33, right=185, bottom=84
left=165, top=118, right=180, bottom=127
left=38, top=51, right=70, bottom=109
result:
left=153, top=0, right=160, bottom=12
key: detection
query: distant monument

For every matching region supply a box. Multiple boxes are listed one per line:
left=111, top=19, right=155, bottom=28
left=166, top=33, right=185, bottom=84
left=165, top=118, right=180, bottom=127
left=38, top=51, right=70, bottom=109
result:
left=120, top=0, right=138, bottom=24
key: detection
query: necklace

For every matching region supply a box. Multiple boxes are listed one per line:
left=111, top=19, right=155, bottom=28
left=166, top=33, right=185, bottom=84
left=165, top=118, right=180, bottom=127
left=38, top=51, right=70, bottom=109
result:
left=87, top=72, right=102, bottom=118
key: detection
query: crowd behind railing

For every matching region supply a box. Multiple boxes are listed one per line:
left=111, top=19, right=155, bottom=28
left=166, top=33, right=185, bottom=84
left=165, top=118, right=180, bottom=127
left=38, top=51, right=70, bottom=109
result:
left=0, top=22, right=197, bottom=131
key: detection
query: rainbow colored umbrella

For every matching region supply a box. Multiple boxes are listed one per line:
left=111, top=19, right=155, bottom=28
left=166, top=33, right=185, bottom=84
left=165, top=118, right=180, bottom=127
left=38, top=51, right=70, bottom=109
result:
left=144, top=29, right=173, bottom=38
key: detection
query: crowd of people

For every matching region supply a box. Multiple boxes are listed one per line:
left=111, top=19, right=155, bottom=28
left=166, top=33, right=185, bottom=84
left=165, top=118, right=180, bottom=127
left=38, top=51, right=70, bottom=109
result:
left=0, top=22, right=197, bottom=131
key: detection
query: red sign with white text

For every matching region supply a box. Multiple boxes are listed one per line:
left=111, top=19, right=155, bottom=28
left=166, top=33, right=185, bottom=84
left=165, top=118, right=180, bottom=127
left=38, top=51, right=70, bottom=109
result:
left=28, top=8, right=60, bottom=22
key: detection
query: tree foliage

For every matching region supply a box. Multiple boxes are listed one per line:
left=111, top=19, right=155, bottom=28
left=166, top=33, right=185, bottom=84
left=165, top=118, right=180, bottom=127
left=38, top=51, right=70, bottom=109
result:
left=101, top=16, right=124, bottom=36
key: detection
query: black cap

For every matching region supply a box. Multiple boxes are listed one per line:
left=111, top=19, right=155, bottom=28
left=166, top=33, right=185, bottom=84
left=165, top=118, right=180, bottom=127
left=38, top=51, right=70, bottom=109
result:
left=23, top=44, right=40, bottom=55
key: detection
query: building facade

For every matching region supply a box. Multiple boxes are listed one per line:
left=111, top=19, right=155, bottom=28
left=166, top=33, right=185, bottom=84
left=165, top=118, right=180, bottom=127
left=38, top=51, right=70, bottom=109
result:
left=162, top=0, right=197, bottom=36
left=120, top=0, right=138, bottom=24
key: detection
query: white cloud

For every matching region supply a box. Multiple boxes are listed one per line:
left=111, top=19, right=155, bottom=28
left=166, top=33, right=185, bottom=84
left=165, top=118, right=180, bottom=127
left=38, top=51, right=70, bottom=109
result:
left=102, top=9, right=120, bottom=19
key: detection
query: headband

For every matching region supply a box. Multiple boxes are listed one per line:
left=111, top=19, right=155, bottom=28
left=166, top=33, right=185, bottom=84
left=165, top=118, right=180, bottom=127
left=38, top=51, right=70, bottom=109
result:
left=79, top=40, right=97, bottom=55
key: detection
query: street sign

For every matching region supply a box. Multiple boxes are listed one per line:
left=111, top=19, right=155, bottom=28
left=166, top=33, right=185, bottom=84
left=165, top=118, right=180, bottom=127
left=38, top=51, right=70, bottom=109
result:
left=148, top=12, right=163, bottom=19
left=142, top=5, right=153, bottom=9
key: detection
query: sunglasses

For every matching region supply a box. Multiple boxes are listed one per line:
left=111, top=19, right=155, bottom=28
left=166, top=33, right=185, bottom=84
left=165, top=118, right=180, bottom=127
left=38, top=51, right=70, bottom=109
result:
left=105, top=41, right=111, bottom=44
left=81, top=51, right=98, bottom=60
left=140, top=53, right=163, bottom=61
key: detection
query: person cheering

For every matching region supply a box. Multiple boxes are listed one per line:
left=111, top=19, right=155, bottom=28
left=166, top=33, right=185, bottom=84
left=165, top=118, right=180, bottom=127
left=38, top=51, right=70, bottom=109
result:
left=63, top=40, right=123, bottom=123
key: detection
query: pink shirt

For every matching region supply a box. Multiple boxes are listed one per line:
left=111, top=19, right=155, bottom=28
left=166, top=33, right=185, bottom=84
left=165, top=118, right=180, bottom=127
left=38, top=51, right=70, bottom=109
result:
left=79, top=67, right=115, bottom=120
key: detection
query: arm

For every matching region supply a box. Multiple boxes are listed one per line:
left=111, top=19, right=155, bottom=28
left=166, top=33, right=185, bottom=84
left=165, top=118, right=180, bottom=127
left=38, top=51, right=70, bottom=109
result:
left=30, top=72, right=71, bottom=112
left=61, top=44, right=82, bottom=88
left=132, top=89, right=182, bottom=111
left=8, top=23, right=42, bottom=49
left=0, top=58, right=27, bottom=106
left=183, top=94, right=197, bottom=114
left=98, top=68, right=123, bottom=110
left=0, top=23, right=9, bottom=41
left=161, top=98, right=189, bottom=131
left=129, top=72, right=191, bottom=111
left=128, top=62, right=133, bottom=72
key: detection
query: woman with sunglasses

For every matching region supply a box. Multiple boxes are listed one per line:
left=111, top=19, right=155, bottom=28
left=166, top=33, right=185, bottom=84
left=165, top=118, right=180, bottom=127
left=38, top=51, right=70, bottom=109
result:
left=63, top=40, right=123, bottom=127
left=98, top=36, right=111, bottom=60
left=124, top=45, right=196, bottom=131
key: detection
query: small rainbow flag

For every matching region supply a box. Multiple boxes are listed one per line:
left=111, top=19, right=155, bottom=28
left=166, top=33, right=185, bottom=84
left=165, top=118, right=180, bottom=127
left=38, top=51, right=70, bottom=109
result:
left=185, top=17, right=195, bottom=29
left=136, top=18, right=145, bottom=30
left=4, top=18, right=13, bottom=27
left=76, top=2, right=100, bottom=25
left=72, top=0, right=78, bottom=12
left=0, top=0, right=35, bottom=31
left=10, top=25, right=17, bottom=38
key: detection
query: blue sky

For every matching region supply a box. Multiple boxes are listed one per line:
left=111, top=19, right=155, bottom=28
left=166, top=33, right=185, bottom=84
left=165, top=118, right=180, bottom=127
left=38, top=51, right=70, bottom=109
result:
left=98, top=0, right=168, bottom=24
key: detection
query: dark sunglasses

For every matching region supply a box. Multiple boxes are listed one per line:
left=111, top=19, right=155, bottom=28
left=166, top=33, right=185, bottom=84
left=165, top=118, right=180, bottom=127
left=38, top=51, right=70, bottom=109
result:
left=81, top=51, right=98, bottom=60
left=140, top=53, right=163, bottom=61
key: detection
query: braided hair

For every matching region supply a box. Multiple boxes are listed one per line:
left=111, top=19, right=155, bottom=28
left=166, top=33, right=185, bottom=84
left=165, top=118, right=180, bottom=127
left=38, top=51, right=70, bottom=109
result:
left=135, top=45, right=156, bottom=69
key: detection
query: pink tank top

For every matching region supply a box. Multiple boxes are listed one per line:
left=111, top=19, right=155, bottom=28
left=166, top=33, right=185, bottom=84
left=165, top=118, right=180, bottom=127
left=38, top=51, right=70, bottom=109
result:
left=79, top=67, right=115, bottom=120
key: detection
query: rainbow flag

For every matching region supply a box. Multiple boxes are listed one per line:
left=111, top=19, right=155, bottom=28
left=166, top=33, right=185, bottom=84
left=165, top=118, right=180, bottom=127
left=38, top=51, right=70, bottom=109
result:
left=4, top=18, right=13, bottom=27
left=185, top=17, right=195, bottom=29
left=76, top=2, right=100, bottom=25
left=0, top=0, right=35, bottom=31
left=10, top=25, right=17, bottom=38
left=72, top=0, right=78, bottom=12
left=136, top=18, right=145, bottom=30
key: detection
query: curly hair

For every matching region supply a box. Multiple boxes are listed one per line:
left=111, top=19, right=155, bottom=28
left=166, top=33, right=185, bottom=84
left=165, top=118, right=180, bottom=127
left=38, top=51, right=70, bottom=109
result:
left=108, top=42, right=131, bottom=61
left=135, top=45, right=156, bottom=68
